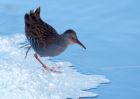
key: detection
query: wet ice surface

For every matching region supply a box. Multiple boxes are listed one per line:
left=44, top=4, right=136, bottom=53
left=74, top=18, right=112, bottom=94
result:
left=0, top=34, right=109, bottom=99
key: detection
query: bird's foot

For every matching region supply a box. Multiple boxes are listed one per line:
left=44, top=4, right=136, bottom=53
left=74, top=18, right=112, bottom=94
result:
left=49, top=67, right=62, bottom=73
left=42, top=65, right=61, bottom=73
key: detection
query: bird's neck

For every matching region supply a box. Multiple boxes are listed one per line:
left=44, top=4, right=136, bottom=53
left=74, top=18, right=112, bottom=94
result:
left=59, top=33, right=70, bottom=46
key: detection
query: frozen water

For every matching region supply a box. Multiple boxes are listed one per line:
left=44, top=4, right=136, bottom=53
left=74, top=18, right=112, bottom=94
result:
left=0, top=34, right=109, bottom=99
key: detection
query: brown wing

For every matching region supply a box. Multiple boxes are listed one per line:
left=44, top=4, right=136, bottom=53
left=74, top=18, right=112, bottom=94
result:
left=24, top=7, right=60, bottom=49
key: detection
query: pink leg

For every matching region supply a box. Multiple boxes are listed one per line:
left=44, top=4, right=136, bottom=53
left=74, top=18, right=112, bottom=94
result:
left=34, top=53, right=61, bottom=73
left=34, top=53, right=48, bottom=69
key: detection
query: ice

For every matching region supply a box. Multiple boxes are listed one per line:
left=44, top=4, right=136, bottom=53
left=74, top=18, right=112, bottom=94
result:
left=0, top=34, right=109, bottom=99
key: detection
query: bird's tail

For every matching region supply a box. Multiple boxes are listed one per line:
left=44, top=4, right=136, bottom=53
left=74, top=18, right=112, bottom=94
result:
left=24, top=6, right=41, bottom=25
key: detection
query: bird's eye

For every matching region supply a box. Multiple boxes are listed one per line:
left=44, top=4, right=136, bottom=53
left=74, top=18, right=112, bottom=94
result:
left=71, top=37, right=74, bottom=40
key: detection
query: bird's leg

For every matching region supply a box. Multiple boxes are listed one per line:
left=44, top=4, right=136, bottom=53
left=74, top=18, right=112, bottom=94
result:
left=25, top=46, right=31, bottom=59
left=34, top=53, right=61, bottom=73
left=34, top=53, right=48, bottom=68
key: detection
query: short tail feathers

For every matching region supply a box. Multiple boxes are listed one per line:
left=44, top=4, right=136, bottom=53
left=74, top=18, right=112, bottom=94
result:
left=30, top=6, right=40, bottom=19
left=24, top=6, right=41, bottom=24
left=34, top=6, right=40, bottom=18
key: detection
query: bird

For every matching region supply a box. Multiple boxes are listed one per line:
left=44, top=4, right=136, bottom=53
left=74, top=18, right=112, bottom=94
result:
left=24, top=7, right=86, bottom=73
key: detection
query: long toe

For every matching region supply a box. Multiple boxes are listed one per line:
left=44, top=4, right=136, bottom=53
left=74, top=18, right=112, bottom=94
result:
left=49, top=68, right=62, bottom=73
left=42, top=66, right=62, bottom=73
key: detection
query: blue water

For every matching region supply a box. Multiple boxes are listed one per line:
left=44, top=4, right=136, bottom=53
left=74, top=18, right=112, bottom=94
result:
left=0, top=0, right=140, bottom=99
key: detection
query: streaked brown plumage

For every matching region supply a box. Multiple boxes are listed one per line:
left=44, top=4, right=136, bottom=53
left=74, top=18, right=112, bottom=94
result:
left=24, top=7, right=86, bottom=73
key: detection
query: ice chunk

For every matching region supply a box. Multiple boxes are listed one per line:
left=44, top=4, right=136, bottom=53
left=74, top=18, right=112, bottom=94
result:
left=0, top=34, right=109, bottom=99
